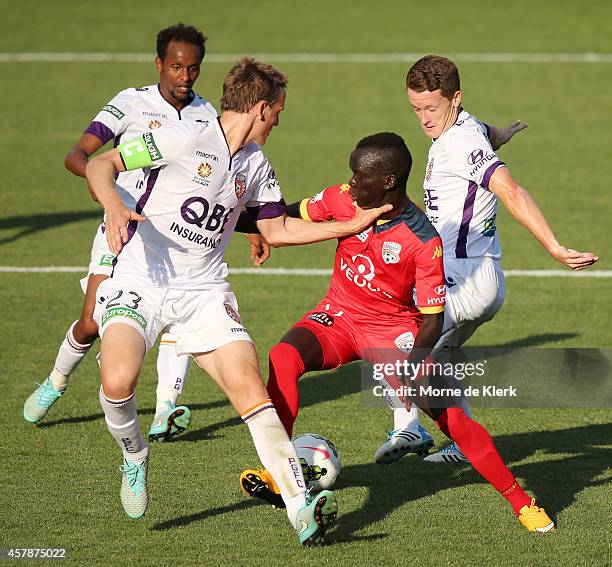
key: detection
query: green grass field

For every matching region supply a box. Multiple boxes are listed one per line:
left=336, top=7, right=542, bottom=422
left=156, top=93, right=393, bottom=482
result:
left=1, top=1, right=611, bottom=565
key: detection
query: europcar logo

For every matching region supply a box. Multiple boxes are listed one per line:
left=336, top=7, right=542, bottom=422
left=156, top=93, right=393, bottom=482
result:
left=198, top=162, right=212, bottom=178
left=99, top=254, right=116, bottom=267
left=101, top=307, right=147, bottom=330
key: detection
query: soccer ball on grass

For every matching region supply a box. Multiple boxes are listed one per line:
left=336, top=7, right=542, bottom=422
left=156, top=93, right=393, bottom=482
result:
left=293, top=433, right=341, bottom=491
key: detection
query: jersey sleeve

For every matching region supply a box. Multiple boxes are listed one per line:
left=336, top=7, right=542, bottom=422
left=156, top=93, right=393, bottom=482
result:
left=85, top=89, right=134, bottom=145
left=117, top=123, right=191, bottom=171
left=299, top=183, right=351, bottom=222
left=414, top=237, right=446, bottom=314
left=445, top=131, right=505, bottom=190
left=244, top=154, right=286, bottom=220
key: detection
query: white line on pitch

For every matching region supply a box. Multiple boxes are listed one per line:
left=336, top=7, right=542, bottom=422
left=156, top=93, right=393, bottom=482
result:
left=2, top=52, right=612, bottom=63
left=0, top=266, right=610, bottom=278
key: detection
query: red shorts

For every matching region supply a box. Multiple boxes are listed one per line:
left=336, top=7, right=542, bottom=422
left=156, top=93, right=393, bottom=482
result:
left=292, top=298, right=421, bottom=370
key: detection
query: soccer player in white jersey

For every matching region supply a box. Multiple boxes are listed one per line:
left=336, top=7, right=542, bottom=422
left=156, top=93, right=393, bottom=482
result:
left=23, top=24, right=267, bottom=441
left=85, top=58, right=390, bottom=545
left=375, top=54, right=599, bottom=464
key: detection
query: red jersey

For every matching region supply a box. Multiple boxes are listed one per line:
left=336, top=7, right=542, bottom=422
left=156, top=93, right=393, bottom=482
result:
left=299, top=183, right=446, bottom=322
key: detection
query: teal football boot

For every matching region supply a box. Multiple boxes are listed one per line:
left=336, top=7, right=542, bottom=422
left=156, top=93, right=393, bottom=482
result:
left=23, top=378, right=63, bottom=423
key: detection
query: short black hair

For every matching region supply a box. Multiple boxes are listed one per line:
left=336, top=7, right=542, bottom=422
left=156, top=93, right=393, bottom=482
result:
left=156, top=23, right=207, bottom=61
left=354, top=132, right=412, bottom=188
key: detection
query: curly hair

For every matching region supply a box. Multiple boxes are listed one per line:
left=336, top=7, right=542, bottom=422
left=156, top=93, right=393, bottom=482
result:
left=156, top=23, right=207, bottom=61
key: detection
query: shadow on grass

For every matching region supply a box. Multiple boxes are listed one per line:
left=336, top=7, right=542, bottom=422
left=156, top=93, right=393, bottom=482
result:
left=0, top=210, right=101, bottom=245
left=151, top=421, right=611, bottom=539
left=176, top=363, right=363, bottom=442
left=329, top=421, right=612, bottom=543
left=151, top=499, right=258, bottom=531
left=37, top=400, right=229, bottom=428
left=490, top=333, right=579, bottom=348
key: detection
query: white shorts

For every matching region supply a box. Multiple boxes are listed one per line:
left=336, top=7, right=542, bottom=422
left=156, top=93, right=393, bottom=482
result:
left=80, top=224, right=116, bottom=293
left=93, top=279, right=252, bottom=355
left=435, top=257, right=505, bottom=351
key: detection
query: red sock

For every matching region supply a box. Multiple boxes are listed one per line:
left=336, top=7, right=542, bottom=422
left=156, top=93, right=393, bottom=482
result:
left=267, top=343, right=305, bottom=437
left=435, top=408, right=531, bottom=515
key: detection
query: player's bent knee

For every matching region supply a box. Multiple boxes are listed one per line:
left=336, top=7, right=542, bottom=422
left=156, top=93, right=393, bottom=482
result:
left=275, top=326, right=323, bottom=371
left=269, top=342, right=305, bottom=375
left=75, top=316, right=99, bottom=343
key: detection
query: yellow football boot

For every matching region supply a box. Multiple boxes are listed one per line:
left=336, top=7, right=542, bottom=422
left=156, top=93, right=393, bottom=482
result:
left=240, top=468, right=285, bottom=509
left=518, top=499, right=555, bottom=533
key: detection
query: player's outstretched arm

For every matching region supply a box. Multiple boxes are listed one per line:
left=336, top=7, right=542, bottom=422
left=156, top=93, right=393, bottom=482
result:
left=489, top=167, right=599, bottom=270
left=86, top=149, right=146, bottom=254
left=256, top=203, right=392, bottom=247
left=487, top=120, right=528, bottom=151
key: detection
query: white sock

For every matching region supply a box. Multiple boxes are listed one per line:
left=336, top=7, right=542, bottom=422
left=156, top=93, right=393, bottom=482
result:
left=99, top=387, right=148, bottom=464
left=241, top=400, right=306, bottom=528
left=155, top=333, right=189, bottom=414
left=381, top=378, right=420, bottom=432
left=50, top=321, right=93, bottom=391
left=393, top=405, right=420, bottom=431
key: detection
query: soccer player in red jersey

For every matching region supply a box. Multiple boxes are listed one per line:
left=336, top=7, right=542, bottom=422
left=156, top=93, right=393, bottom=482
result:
left=241, top=132, right=555, bottom=532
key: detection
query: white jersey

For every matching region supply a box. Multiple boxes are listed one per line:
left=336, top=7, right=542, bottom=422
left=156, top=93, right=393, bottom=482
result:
left=114, top=119, right=284, bottom=290
left=86, top=84, right=217, bottom=208
left=423, top=109, right=505, bottom=260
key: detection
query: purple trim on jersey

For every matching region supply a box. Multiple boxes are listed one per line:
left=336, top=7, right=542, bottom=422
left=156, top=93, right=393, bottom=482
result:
left=85, top=121, right=115, bottom=145
left=455, top=181, right=478, bottom=258
left=246, top=200, right=287, bottom=221
left=482, top=160, right=505, bottom=189
left=124, top=168, right=160, bottom=242
left=483, top=122, right=491, bottom=139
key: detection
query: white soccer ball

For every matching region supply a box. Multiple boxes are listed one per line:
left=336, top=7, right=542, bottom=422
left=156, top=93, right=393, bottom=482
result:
left=293, top=433, right=341, bottom=491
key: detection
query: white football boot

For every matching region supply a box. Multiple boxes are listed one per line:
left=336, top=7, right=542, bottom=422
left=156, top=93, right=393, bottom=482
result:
left=374, top=424, right=434, bottom=464
left=423, top=441, right=468, bottom=463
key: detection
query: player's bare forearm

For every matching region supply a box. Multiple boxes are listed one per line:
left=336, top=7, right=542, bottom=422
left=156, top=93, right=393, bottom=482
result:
left=411, top=313, right=444, bottom=361
left=64, top=147, right=89, bottom=178
left=257, top=203, right=392, bottom=247
left=396, top=313, right=444, bottom=386
left=86, top=151, right=124, bottom=209
left=86, top=150, right=145, bottom=254
left=65, top=133, right=105, bottom=177
left=490, top=168, right=598, bottom=269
